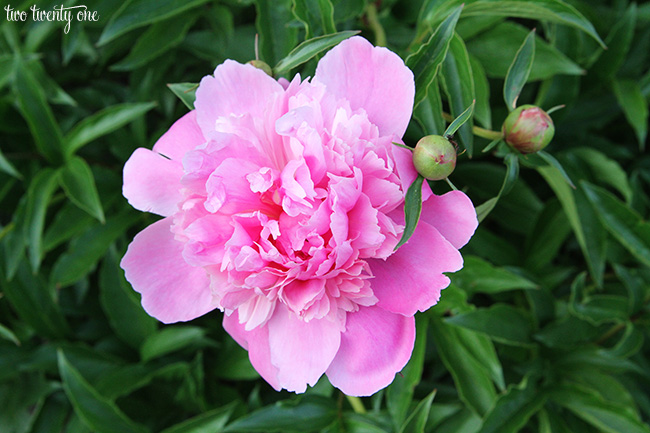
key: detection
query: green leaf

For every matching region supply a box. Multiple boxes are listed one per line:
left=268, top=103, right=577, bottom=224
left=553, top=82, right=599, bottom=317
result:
left=13, top=59, right=64, bottom=164
left=441, top=35, right=475, bottom=153
left=111, top=14, right=198, bottom=71
left=571, top=148, right=632, bottom=203
left=98, top=0, right=211, bottom=46
left=387, top=315, right=428, bottom=428
left=431, top=317, right=498, bottom=416
left=24, top=169, right=60, bottom=273
left=395, top=175, right=424, bottom=249
left=414, top=78, right=446, bottom=135
left=444, top=100, right=475, bottom=138
left=613, top=79, right=648, bottom=150
left=58, top=157, right=105, bottom=223
left=42, top=204, right=95, bottom=253
left=537, top=151, right=574, bottom=188
left=50, top=211, right=139, bottom=288
left=160, top=403, right=236, bottom=433
left=0, top=323, right=20, bottom=345
left=470, top=56, right=491, bottom=128
left=57, top=350, right=150, bottom=433
left=99, top=247, right=157, bottom=349
left=167, top=83, right=198, bottom=110
left=504, top=29, right=535, bottom=111
left=140, top=327, right=208, bottom=362
left=0, top=147, right=21, bottom=179
left=550, top=384, right=650, bottom=433
left=452, top=256, right=537, bottom=294
left=398, top=390, right=436, bottom=433
left=292, top=0, right=337, bottom=39
left=477, top=377, right=547, bottom=433
left=582, top=182, right=650, bottom=267
left=538, top=165, right=605, bottom=286
left=467, top=21, right=583, bottom=81
left=406, top=5, right=463, bottom=107
left=65, top=102, right=157, bottom=156
left=223, top=395, right=337, bottom=432
left=446, top=304, right=533, bottom=346
left=590, top=4, right=636, bottom=79
left=274, top=30, right=359, bottom=75
left=255, top=0, right=299, bottom=66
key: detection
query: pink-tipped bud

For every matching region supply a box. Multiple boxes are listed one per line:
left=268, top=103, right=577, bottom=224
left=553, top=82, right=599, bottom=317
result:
left=502, top=105, right=555, bottom=154
left=247, top=60, right=273, bottom=77
left=412, top=135, right=457, bottom=180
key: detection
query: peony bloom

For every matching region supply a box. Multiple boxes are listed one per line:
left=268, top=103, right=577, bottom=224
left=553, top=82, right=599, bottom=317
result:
left=121, top=36, right=477, bottom=396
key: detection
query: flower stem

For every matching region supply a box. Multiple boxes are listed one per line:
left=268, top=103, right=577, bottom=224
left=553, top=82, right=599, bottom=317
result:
left=365, top=3, right=386, bottom=47
left=442, top=112, right=503, bottom=141
left=346, top=395, right=367, bottom=414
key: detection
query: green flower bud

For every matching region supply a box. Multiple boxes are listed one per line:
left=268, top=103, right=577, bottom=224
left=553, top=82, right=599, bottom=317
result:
left=412, top=135, right=457, bottom=180
left=502, top=105, right=555, bottom=154
left=247, top=60, right=273, bottom=77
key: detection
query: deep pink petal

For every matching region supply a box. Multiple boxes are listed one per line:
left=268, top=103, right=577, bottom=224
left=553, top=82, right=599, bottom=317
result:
left=314, top=36, right=415, bottom=137
left=194, top=60, right=284, bottom=141
left=223, top=313, right=281, bottom=390
left=368, top=222, right=463, bottom=317
left=326, top=306, right=415, bottom=396
left=152, top=111, right=205, bottom=161
left=123, top=148, right=184, bottom=217
left=267, top=305, right=341, bottom=393
left=120, top=218, right=216, bottom=323
left=420, top=191, right=478, bottom=249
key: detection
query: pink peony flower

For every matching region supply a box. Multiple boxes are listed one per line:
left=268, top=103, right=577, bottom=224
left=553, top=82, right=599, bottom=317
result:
left=121, top=36, right=478, bottom=396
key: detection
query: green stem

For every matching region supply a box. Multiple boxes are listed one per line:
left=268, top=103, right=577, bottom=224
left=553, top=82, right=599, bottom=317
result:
left=346, top=395, right=367, bottom=414
left=442, top=112, right=503, bottom=141
left=366, top=3, right=386, bottom=47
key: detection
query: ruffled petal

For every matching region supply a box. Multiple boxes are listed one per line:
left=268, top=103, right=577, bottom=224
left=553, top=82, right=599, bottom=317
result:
left=120, top=218, right=216, bottom=323
left=420, top=191, right=478, bottom=249
left=368, top=221, right=463, bottom=317
left=194, top=60, right=284, bottom=141
left=223, top=313, right=282, bottom=391
left=314, top=36, right=415, bottom=138
left=123, top=148, right=184, bottom=217
left=326, top=306, right=415, bottom=396
left=267, top=305, right=341, bottom=393
left=152, top=111, right=205, bottom=161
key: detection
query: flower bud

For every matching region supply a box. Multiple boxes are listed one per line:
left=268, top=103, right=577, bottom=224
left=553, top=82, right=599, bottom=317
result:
left=247, top=60, right=273, bottom=77
left=502, top=105, right=555, bottom=154
left=412, top=135, right=457, bottom=180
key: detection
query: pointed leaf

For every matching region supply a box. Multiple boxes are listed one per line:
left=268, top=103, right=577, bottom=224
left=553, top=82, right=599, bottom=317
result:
left=160, top=403, right=236, bottom=433
left=24, top=169, right=60, bottom=273
left=255, top=0, right=299, bottom=66
left=613, top=79, right=648, bottom=150
left=167, top=83, right=198, bottom=110
left=398, top=390, right=436, bottom=433
left=0, top=147, right=21, bottom=179
left=65, top=102, right=157, bottom=156
left=504, top=29, right=536, bottom=110
left=58, top=157, right=105, bottom=223
left=58, top=351, right=150, bottom=433
left=395, top=175, right=424, bottom=249
left=444, top=100, right=475, bottom=137
left=274, top=31, right=359, bottom=75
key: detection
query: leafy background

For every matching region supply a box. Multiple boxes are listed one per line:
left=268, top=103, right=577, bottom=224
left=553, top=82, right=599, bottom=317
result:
left=1, top=0, right=650, bottom=432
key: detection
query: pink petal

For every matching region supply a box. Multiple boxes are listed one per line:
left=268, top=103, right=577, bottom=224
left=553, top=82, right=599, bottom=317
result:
left=123, top=148, right=184, bottom=217
left=420, top=191, right=478, bottom=249
left=223, top=313, right=281, bottom=390
left=368, top=222, right=463, bottom=317
left=267, top=305, right=341, bottom=393
left=326, top=306, right=415, bottom=396
left=194, top=60, right=284, bottom=141
left=120, top=218, right=216, bottom=323
left=314, top=36, right=415, bottom=138
left=152, top=111, right=205, bottom=161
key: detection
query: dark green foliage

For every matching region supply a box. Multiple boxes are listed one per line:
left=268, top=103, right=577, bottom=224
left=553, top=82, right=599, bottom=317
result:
left=1, top=1, right=649, bottom=432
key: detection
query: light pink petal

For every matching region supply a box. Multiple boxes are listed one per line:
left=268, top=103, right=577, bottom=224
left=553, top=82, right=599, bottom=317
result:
left=123, top=148, right=184, bottom=217
left=326, top=306, right=415, bottom=396
left=223, top=313, right=281, bottom=390
left=368, top=222, right=463, bottom=317
left=152, top=111, right=205, bottom=161
left=267, top=306, right=341, bottom=393
left=314, top=36, right=415, bottom=137
left=195, top=60, right=284, bottom=140
left=420, top=191, right=478, bottom=249
left=120, top=218, right=216, bottom=323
